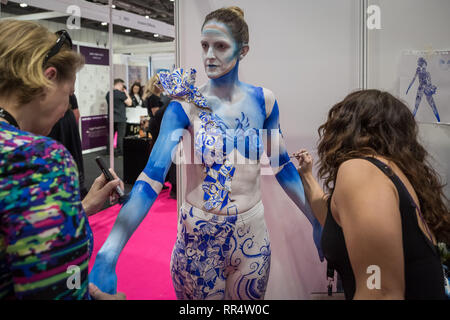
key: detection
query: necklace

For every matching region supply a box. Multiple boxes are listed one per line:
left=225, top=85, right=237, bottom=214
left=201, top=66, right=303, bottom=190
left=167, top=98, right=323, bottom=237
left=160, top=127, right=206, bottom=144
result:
left=0, top=107, right=19, bottom=129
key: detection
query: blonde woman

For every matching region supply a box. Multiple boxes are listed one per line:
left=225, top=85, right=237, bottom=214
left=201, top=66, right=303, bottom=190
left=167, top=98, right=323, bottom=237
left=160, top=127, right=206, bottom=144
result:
left=0, top=20, right=124, bottom=300
left=143, top=75, right=166, bottom=117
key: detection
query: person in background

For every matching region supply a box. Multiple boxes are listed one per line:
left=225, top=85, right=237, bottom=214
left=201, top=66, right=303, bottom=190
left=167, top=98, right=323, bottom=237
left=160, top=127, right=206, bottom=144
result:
left=129, top=81, right=143, bottom=108
left=106, top=79, right=132, bottom=157
left=142, top=75, right=170, bottom=117
left=294, top=89, right=449, bottom=300
left=0, top=20, right=125, bottom=299
left=48, top=94, right=88, bottom=199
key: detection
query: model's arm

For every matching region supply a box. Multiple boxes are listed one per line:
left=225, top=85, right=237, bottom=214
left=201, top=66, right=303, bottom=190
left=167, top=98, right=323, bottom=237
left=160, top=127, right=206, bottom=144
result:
left=263, top=91, right=323, bottom=261
left=89, top=101, right=189, bottom=295
left=333, top=159, right=404, bottom=299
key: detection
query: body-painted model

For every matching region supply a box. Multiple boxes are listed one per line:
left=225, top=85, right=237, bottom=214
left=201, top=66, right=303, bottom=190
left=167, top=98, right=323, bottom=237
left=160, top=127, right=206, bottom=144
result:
left=89, top=7, right=322, bottom=300
left=406, top=57, right=441, bottom=122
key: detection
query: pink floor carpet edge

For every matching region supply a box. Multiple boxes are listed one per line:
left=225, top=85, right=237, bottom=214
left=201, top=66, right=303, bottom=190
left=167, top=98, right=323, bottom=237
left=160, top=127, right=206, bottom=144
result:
left=88, top=186, right=178, bottom=300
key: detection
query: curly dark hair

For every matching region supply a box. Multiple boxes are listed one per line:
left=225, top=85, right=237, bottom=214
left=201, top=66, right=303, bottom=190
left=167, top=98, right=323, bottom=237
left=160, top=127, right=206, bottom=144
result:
left=317, top=89, right=449, bottom=243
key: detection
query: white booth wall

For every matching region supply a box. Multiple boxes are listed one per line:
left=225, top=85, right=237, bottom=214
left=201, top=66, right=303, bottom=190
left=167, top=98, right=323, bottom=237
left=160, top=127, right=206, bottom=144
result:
left=178, top=0, right=361, bottom=299
left=368, top=0, right=450, bottom=198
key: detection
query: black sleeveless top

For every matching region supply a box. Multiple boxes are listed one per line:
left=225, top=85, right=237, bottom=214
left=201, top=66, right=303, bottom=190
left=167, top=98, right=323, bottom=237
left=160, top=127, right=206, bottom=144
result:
left=321, top=157, right=445, bottom=300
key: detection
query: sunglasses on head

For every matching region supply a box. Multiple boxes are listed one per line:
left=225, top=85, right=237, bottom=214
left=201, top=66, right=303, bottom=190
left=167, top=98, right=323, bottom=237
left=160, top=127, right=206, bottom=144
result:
left=42, top=30, right=73, bottom=67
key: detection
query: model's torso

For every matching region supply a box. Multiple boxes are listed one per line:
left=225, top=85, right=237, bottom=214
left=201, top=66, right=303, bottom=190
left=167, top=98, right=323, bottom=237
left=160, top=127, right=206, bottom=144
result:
left=180, top=82, right=268, bottom=215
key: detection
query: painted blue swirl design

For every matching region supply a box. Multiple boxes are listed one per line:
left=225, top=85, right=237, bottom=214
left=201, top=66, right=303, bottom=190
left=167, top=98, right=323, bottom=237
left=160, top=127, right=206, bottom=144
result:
left=195, top=111, right=264, bottom=211
left=171, top=206, right=271, bottom=300
left=157, top=68, right=209, bottom=108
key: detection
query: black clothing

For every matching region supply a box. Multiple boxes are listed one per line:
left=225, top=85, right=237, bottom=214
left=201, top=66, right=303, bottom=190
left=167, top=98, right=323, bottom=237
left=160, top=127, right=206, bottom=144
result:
left=321, top=157, right=445, bottom=300
left=48, top=95, right=87, bottom=199
left=106, top=90, right=128, bottom=155
left=106, top=89, right=127, bottom=123
left=131, top=94, right=143, bottom=108
left=147, top=94, right=171, bottom=139
left=145, top=94, right=163, bottom=117
left=148, top=104, right=166, bottom=141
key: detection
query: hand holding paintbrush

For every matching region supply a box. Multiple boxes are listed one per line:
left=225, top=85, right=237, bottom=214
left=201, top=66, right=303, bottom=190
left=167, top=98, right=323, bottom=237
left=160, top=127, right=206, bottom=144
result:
left=291, top=149, right=313, bottom=176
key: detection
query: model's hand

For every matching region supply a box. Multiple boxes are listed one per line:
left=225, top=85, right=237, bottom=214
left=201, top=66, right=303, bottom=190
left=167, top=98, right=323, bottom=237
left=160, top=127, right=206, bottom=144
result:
left=89, top=283, right=126, bottom=300
left=82, top=169, right=124, bottom=216
left=294, top=149, right=314, bottom=176
left=89, top=254, right=118, bottom=296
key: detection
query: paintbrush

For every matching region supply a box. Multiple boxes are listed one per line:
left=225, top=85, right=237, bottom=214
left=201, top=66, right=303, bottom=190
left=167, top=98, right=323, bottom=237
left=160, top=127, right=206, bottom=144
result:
left=289, top=151, right=308, bottom=159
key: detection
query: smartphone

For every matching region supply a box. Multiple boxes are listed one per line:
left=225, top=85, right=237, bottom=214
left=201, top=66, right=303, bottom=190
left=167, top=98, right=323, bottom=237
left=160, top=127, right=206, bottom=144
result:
left=95, top=156, right=125, bottom=198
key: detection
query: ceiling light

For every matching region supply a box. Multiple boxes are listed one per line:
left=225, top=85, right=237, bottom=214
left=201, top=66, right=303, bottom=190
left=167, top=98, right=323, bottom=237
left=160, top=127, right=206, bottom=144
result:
left=145, top=15, right=150, bottom=19
left=20, top=3, right=28, bottom=7
left=111, top=4, right=116, bottom=9
left=125, top=29, right=131, bottom=33
left=101, top=22, right=108, bottom=26
left=154, top=34, right=159, bottom=38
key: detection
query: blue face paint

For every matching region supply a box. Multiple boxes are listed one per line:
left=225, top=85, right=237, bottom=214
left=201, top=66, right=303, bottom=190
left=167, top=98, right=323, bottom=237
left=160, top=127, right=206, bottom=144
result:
left=201, top=21, right=241, bottom=81
left=210, top=59, right=240, bottom=88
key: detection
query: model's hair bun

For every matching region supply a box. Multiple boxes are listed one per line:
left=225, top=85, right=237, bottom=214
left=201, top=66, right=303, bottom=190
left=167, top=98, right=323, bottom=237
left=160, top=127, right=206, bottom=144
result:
left=202, top=6, right=249, bottom=45
left=226, top=6, right=244, bottom=19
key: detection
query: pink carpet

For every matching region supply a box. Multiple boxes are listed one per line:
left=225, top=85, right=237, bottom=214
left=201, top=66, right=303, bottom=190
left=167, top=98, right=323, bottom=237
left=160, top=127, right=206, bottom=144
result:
left=88, top=185, right=178, bottom=300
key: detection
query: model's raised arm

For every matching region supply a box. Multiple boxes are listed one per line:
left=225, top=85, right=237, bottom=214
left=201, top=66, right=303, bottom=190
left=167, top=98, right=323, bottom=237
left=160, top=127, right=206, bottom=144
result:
left=89, top=101, right=190, bottom=295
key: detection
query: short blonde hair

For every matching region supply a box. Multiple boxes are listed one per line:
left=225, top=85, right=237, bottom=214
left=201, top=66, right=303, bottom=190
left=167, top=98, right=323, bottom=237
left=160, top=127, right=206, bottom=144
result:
left=142, top=74, right=162, bottom=100
left=0, top=20, right=85, bottom=104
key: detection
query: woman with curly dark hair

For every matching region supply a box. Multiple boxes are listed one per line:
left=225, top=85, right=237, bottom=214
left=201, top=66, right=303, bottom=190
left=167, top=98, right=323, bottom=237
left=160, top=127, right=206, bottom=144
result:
left=294, top=89, right=449, bottom=300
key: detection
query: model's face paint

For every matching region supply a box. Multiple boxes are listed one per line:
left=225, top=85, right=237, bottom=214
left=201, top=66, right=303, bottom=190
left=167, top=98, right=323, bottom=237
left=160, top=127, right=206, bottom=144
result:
left=201, top=21, right=240, bottom=79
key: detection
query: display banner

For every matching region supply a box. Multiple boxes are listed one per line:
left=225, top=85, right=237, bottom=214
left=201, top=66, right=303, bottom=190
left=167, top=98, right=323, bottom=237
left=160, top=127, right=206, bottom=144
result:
left=81, top=115, right=108, bottom=150
left=77, top=45, right=110, bottom=152
left=79, top=46, right=110, bottom=66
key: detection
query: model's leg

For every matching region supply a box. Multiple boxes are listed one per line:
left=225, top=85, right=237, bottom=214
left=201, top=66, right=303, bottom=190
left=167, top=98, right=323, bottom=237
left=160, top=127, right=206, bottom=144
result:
left=225, top=206, right=271, bottom=300
left=413, top=89, right=424, bottom=116
left=425, top=94, right=441, bottom=122
left=170, top=205, right=232, bottom=300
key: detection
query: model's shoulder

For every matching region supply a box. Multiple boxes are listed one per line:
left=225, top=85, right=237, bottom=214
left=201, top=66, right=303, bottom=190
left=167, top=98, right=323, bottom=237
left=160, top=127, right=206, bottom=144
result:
left=165, top=100, right=193, bottom=125
left=258, top=87, right=276, bottom=118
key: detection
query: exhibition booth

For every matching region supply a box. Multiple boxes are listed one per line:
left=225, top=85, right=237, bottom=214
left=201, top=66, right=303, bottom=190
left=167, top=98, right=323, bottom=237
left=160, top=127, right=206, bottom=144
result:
left=0, top=0, right=448, bottom=301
